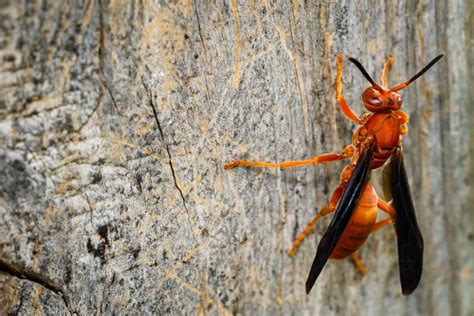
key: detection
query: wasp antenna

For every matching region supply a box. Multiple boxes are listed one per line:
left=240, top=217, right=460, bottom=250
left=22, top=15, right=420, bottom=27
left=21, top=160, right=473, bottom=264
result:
left=390, top=54, right=444, bottom=92
left=347, top=57, right=384, bottom=91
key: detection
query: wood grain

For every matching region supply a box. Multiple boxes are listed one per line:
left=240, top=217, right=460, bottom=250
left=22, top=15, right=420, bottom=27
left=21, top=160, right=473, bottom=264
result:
left=0, top=0, right=472, bottom=314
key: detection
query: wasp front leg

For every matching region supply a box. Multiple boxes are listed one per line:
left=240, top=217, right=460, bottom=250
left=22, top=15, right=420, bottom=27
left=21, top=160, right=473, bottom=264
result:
left=224, top=145, right=354, bottom=170
left=336, top=55, right=363, bottom=125
left=395, top=110, right=410, bottom=135
left=381, top=55, right=394, bottom=87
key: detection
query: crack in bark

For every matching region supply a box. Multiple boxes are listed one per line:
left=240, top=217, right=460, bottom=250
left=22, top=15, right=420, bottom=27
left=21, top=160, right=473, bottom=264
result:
left=85, top=192, right=94, bottom=225
left=166, top=147, right=189, bottom=214
left=193, top=4, right=211, bottom=101
left=99, top=277, right=107, bottom=314
left=140, top=78, right=191, bottom=218
left=74, top=87, right=104, bottom=134
left=98, top=0, right=120, bottom=115
left=14, top=285, right=23, bottom=316
left=5, top=103, right=65, bottom=120
left=0, top=258, right=75, bottom=315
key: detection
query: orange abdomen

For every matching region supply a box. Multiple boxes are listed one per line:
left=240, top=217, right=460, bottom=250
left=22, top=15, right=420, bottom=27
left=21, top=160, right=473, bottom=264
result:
left=330, top=184, right=378, bottom=259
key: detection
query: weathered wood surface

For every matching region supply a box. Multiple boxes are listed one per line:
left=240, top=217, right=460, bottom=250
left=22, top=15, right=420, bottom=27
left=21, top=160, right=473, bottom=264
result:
left=0, top=1, right=472, bottom=315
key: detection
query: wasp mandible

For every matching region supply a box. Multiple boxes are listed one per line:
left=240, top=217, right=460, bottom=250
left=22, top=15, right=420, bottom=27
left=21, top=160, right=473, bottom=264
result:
left=225, top=54, right=443, bottom=295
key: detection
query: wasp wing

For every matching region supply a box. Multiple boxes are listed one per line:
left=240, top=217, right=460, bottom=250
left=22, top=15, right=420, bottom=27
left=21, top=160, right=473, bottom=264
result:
left=391, top=147, right=423, bottom=295
left=382, top=158, right=393, bottom=201
left=305, top=143, right=374, bottom=294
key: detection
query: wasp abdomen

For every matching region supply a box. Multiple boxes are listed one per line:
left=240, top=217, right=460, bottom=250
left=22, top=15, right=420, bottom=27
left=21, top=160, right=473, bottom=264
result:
left=330, top=184, right=378, bottom=259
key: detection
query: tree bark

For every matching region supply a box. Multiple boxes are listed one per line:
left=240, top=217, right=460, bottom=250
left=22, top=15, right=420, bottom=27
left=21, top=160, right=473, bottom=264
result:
left=0, top=1, right=472, bottom=315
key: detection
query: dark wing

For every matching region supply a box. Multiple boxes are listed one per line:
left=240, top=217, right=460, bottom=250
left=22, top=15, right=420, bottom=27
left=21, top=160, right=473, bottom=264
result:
left=305, top=143, right=374, bottom=294
left=382, top=158, right=393, bottom=201
left=391, top=147, right=423, bottom=295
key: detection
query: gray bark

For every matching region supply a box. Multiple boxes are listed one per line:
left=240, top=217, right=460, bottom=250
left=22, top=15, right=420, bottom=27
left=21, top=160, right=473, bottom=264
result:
left=0, top=0, right=472, bottom=315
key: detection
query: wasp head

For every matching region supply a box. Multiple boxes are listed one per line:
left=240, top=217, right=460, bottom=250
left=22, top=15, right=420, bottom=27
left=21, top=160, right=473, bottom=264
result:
left=362, top=87, right=402, bottom=112
left=347, top=55, right=443, bottom=113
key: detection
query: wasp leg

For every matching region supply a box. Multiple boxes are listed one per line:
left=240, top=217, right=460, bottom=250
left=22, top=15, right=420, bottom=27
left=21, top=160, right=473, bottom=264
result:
left=336, top=55, right=363, bottom=125
left=394, top=110, right=409, bottom=135
left=287, top=185, right=344, bottom=256
left=225, top=145, right=353, bottom=170
left=400, top=124, right=408, bottom=135
left=287, top=206, right=335, bottom=257
left=395, top=109, right=409, bottom=124
left=381, top=55, right=394, bottom=87
left=351, top=252, right=368, bottom=275
left=370, top=199, right=396, bottom=233
left=370, top=218, right=394, bottom=233
left=351, top=198, right=396, bottom=275
left=377, top=198, right=396, bottom=218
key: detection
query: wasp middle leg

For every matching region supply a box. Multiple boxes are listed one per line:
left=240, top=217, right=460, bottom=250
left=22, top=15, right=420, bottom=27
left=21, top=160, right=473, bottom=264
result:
left=224, top=145, right=353, bottom=170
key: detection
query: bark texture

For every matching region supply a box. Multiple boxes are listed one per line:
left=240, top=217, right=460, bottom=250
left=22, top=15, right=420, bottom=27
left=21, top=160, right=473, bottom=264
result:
left=0, top=1, right=472, bottom=315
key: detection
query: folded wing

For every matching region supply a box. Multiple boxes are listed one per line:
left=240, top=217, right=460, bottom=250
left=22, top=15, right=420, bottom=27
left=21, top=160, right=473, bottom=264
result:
left=391, top=147, right=423, bottom=295
left=305, top=143, right=375, bottom=294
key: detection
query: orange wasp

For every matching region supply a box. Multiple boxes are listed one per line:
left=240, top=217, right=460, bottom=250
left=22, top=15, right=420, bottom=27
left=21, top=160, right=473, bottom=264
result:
left=225, top=53, right=443, bottom=295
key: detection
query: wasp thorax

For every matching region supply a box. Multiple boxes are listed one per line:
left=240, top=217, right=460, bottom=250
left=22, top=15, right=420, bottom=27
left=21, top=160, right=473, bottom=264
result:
left=362, top=87, right=402, bottom=112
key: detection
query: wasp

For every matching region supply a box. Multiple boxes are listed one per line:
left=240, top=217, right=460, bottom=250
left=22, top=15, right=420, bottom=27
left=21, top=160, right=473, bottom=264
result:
left=225, top=53, right=443, bottom=295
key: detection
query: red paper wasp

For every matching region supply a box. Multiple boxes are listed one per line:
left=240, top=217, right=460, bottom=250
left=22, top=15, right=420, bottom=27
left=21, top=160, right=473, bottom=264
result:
left=225, top=54, right=443, bottom=295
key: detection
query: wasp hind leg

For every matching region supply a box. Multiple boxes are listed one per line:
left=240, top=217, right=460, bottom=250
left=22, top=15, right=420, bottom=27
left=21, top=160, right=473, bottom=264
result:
left=370, top=218, right=394, bottom=233
left=351, top=252, right=369, bottom=275
left=371, top=198, right=396, bottom=233
left=351, top=198, right=396, bottom=275
left=287, top=205, right=335, bottom=257
left=225, top=145, right=353, bottom=170
left=287, top=185, right=345, bottom=256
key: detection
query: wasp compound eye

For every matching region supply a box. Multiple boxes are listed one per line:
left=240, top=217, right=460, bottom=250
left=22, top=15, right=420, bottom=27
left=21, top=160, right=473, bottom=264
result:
left=362, top=88, right=384, bottom=109
left=368, top=97, right=383, bottom=107
left=397, top=95, right=403, bottom=106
